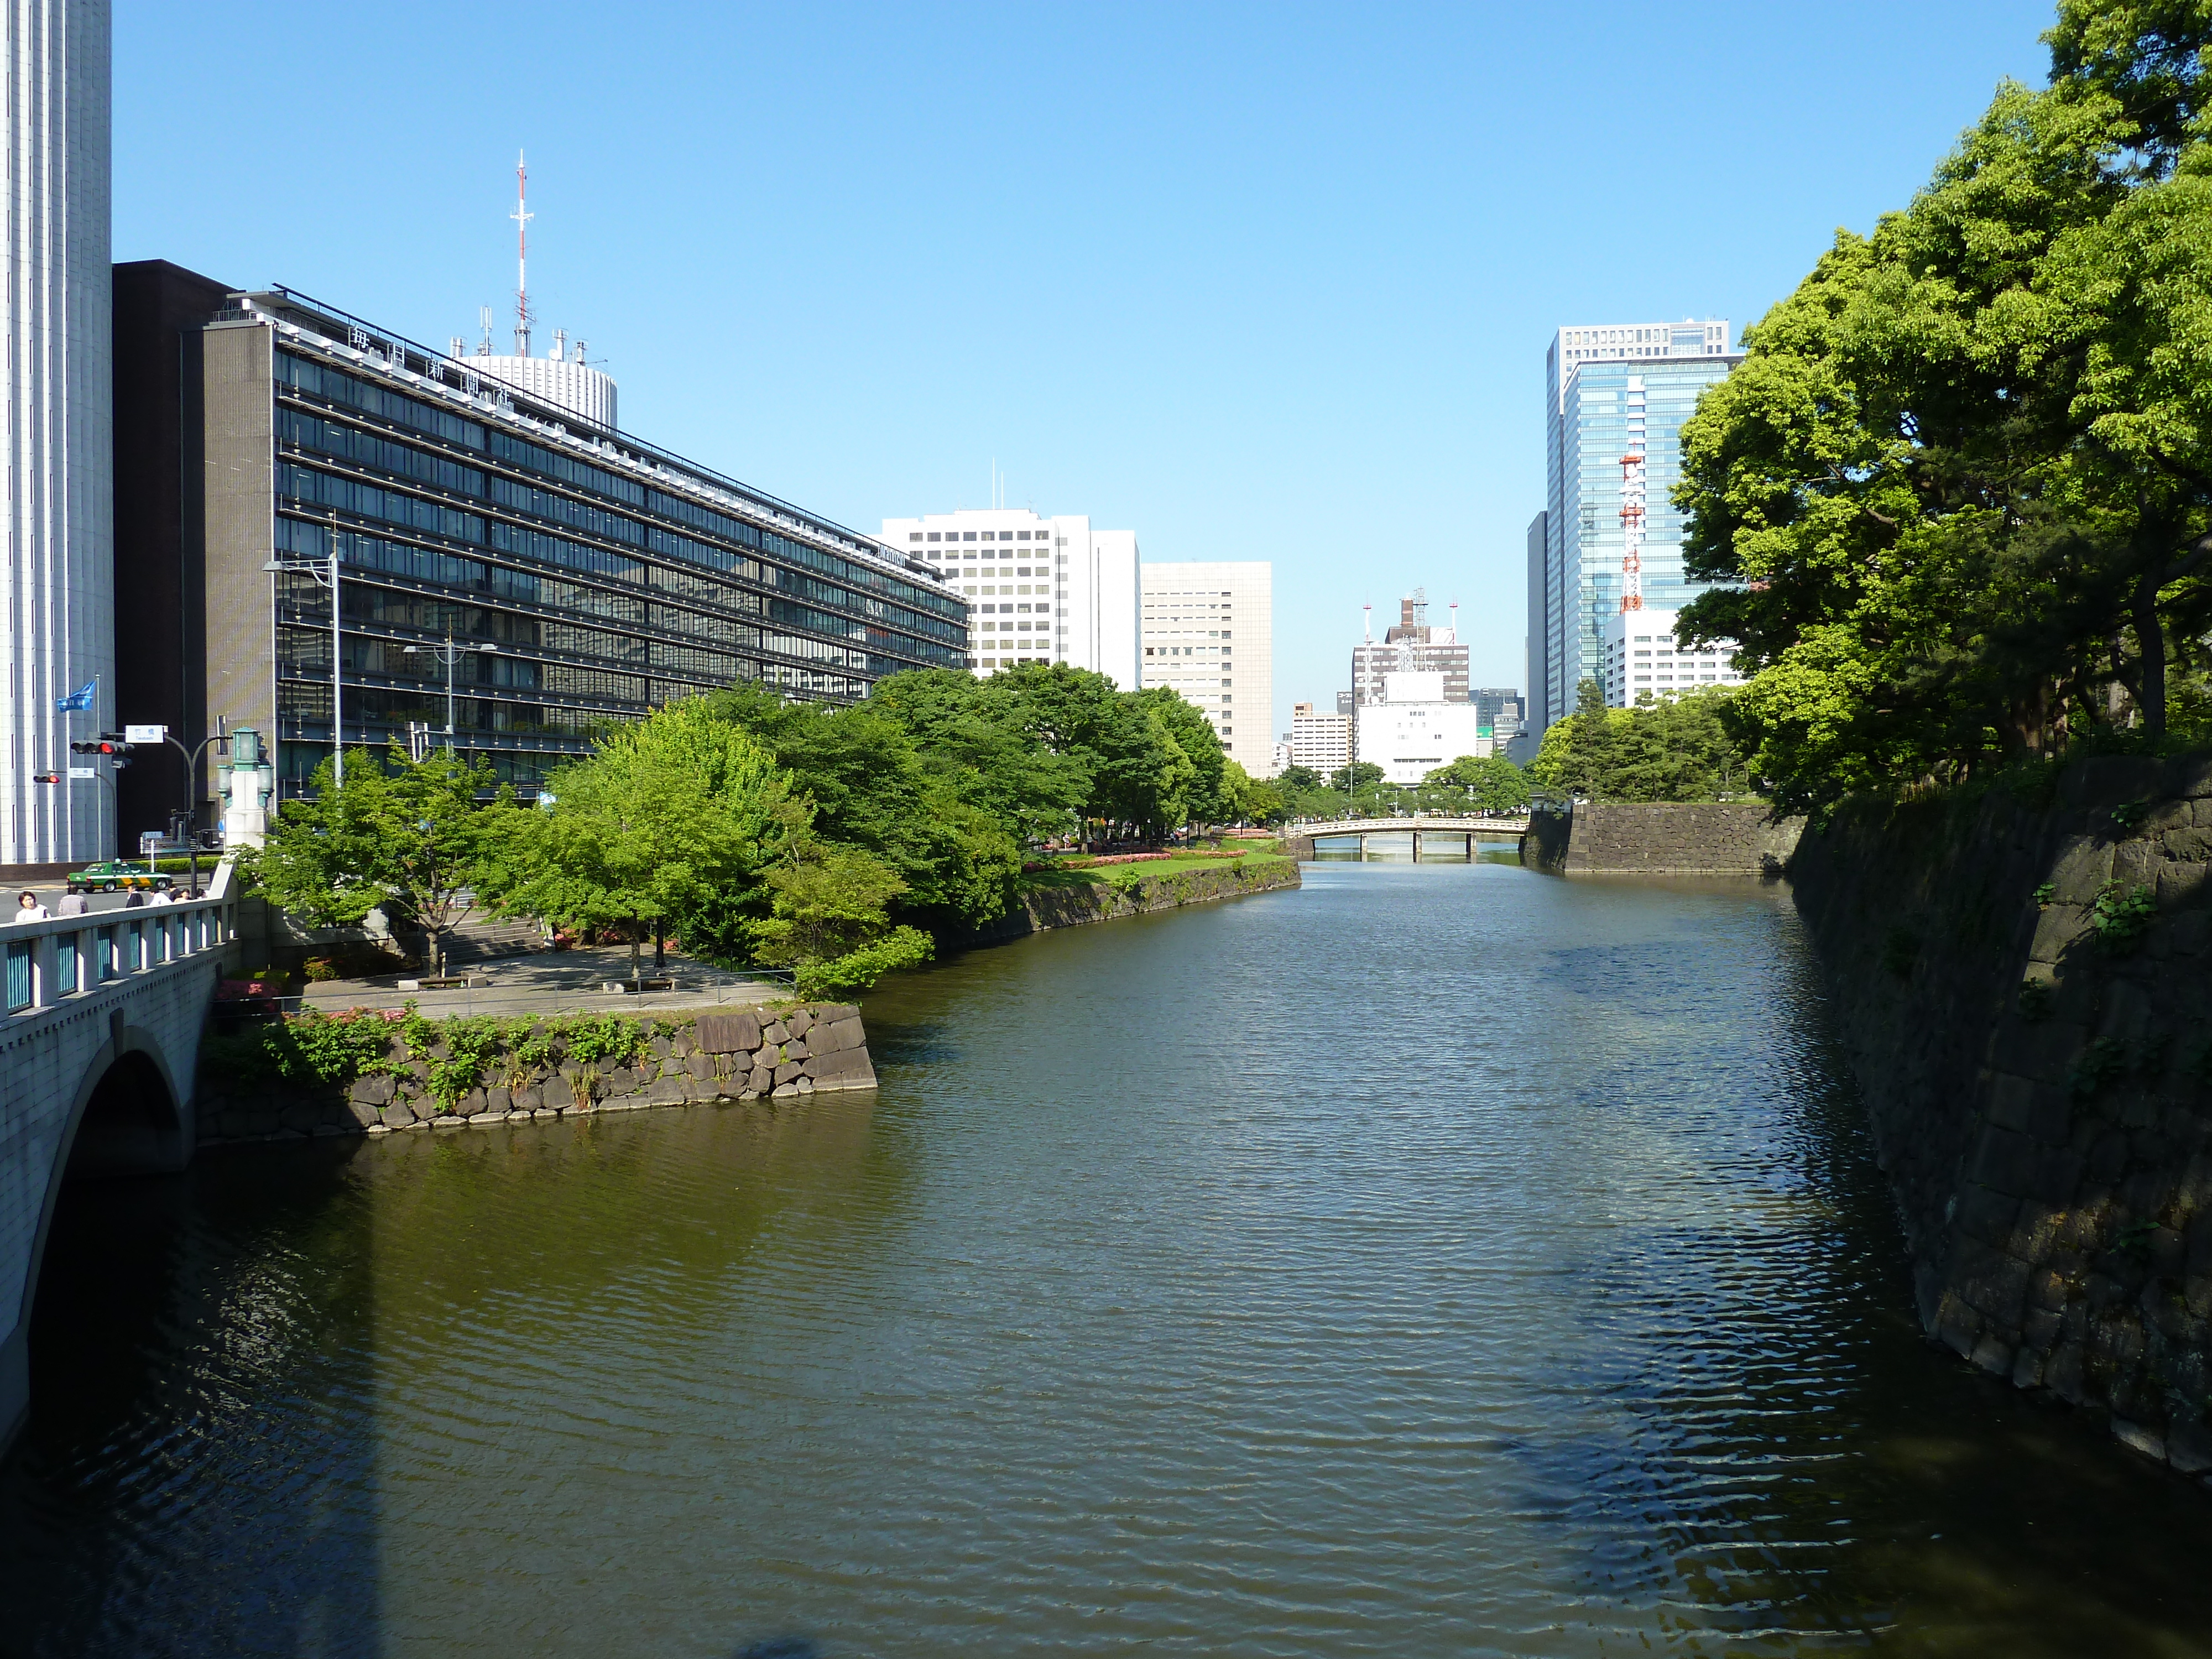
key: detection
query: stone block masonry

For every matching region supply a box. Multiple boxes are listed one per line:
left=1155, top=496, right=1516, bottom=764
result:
left=1791, top=752, right=2212, bottom=1482
left=1525, top=802, right=1804, bottom=875
left=194, top=1004, right=875, bottom=1147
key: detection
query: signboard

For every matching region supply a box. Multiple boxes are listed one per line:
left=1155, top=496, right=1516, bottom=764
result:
left=124, top=724, right=167, bottom=744
left=68, top=766, right=96, bottom=780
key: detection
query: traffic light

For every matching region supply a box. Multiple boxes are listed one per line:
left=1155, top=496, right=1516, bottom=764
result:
left=68, top=739, right=134, bottom=756
left=31, top=771, right=60, bottom=784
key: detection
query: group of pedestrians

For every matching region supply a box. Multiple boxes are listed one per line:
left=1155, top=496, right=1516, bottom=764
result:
left=12, top=885, right=199, bottom=922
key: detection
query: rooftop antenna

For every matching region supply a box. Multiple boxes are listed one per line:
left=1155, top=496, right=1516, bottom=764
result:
left=512, top=150, right=534, bottom=357
left=1363, top=602, right=1373, bottom=643
left=1448, top=599, right=1459, bottom=641
left=477, top=306, right=493, bottom=356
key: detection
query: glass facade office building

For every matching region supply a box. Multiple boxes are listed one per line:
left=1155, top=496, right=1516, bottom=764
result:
left=1532, top=322, right=1740, bottom=733
left=194, top=289, right=965, bottom=795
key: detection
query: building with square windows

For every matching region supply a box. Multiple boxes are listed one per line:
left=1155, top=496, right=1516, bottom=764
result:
left=1350, top=590, right=1468, bottom=707
left=879, top=509, right=1139, bottom=685
left=1600, top=607, right=1745, bottom=706
left=1354, top=672, right=1488, bottom=785
left=115, top=268, right=967, bottom=816
left=1532, top=320, right=1743, bottom=735
left=1288, top=702, right=1353, bottom=776
left=1140, top=562, right=1272, bottom=775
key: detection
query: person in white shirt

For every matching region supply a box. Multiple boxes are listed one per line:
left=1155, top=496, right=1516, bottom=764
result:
left=14, top=891, right=50, bottom=922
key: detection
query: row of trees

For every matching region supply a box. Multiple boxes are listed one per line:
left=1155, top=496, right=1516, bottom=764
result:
left=1269, top=753, right=1530, bottom=818
left=1670, top=0, right=2212, bottom=816
left=254, top=665, right=1265, bottom=995
left=1525, top=685, right=1751, bottom=804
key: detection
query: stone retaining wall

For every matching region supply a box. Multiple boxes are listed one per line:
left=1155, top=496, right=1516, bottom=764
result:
left=1791, top=753, right=2212, bottom=1480
left=194, top=1003, right=875, bottom=1147
left=1525, top=801, right=1802, bottom=875
left=965, top=857, right=1301, bottom=943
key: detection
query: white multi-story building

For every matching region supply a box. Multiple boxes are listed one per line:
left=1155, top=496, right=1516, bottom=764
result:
left=3, top=1, right=112, bottom=870
left=1600, top=606, right=1746, bottom=706
left=1140, top=561, right=1272, bottom=775
left=1355, top=671, right=1489, bottom=785
left=881, top=509, right=1140, bottom=686
left=1288, top=702, right=1353, bottom=776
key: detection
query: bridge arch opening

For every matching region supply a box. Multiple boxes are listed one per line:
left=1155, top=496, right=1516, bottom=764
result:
left=65, top=1050, right=188, bottom=1181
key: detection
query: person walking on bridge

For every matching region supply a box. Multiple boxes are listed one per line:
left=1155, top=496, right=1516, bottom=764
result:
left=13, top=891, right=50, bottom=923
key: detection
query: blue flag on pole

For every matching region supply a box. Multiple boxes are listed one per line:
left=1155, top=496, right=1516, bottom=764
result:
left=54, top=679, right=96, bottom=713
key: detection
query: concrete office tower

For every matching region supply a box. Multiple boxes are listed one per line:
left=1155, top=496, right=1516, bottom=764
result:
left=886, top=509, right=1140, bottom=686
left=1140, top=562, right=1272, bottom=776
left=2, top=0, right=110, bottom=871
left=1354, top=671, right=1488, bottom=785
left=1350, top=589, right=1469, bottom=707
left=1288, top=701, right=1352, bottom=776
left=170, top=285, right=961, bottom=805
left=1535, top=320, right=1741, bottom=735
left=1600, top=607, right=1745, bottom=706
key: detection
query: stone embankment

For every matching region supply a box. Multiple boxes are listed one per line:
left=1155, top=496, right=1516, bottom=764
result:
left=1791, top=753, right=2212, bottom=1479
left=195, top=1004, right=875, bottom=1148
left=1525, top=801, right=1803, bottom=875
left=968, top=858, right=1300, bottom=942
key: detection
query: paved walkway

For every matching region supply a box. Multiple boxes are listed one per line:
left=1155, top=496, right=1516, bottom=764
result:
left=298, top=946, right=791, bottom=1020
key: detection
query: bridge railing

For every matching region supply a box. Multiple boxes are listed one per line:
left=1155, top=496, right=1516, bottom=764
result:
left=2, top=863, right=239, bottom=1021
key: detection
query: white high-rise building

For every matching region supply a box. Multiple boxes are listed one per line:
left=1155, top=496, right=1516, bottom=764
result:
left=1140, top=561, right=1272, bottom=776
left=1355, top=671, right=1489, bottom=785
left=3, top=1, right=111, bottom=870
left=1599, top=606, right=1746, bottom=706
left=881, top=509, right=1140, bottom=686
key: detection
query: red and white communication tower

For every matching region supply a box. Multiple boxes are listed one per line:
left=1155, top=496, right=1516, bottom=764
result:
left=512, top=149, right=534, bottom=356
left=1616, top=446, right=1646, bottom=613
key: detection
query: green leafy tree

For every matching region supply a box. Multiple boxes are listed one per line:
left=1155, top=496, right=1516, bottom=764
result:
left=1527, top=681, right=1747, bottom=803
left=478, top=698, right=795, bottom=965
left=1673, top=2, right=2212, bottom=813
left=252, top=744, right=502, bottom=976
left=1330, top=761, right=1385, bottom=792
left=744, top=838, right=934, bottom=998
left=1276, top=764, right=1326, bottom=791
left=1422, top=754, right=1532, bottom=815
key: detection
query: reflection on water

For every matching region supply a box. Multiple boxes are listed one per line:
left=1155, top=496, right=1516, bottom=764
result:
left=3, top=861, right=2209, bottom=1657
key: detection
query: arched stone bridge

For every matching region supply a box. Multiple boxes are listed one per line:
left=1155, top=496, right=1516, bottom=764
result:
left=0, top=867, right=238, bottom=1454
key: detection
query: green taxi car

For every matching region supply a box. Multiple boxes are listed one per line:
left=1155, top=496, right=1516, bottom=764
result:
left=66, top=859, right=173, bottom=894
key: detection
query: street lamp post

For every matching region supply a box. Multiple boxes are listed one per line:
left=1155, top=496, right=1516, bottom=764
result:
left=262, top=512, right=345, bottom=786
left=402, top=624, right=497, bottom=743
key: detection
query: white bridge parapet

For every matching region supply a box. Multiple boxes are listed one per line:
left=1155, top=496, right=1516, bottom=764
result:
left=1290, top=815, right=1531, bottom=836
left=0, top=865, right=240, bottom=1455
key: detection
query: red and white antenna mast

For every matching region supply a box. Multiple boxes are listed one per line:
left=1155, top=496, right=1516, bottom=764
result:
left=1617, top=446, right=1646, bottom=612
left=512, top=150, right=534, bottom=356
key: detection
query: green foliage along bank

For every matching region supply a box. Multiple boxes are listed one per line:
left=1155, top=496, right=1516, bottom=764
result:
left=255, top=663, right=1277, bottom=996
left=1663, top=0, right=2212, bottom=818
left=1526, top=682, right=1753, bottom=804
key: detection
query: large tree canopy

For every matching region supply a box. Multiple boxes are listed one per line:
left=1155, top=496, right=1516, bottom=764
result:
left=1673, top=0, right=2212, bottom=815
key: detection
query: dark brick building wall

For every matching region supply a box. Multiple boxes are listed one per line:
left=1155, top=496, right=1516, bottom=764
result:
left=111, top=259, right=234, bottom=850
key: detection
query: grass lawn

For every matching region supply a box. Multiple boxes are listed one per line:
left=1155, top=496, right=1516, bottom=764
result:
left=1024, top=846, right=1293, bottom=891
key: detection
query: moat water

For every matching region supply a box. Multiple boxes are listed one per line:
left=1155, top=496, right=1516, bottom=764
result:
left=4, top=856, right=2210, bottom=1656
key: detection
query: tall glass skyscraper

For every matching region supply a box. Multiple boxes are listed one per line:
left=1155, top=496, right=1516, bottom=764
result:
left=1529, top=321, right=1741, bottom=734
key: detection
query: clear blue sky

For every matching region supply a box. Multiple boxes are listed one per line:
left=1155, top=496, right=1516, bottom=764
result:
left=116, top=1, right=2056, bottom=739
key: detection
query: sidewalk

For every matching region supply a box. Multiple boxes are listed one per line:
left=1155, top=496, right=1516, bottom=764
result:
left=297, top=945, right=790, bottom=1019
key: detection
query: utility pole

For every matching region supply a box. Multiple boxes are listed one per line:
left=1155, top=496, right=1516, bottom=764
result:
left=262, top=512, right=345, bottom=785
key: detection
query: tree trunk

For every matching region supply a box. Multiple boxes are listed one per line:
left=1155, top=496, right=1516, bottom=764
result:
left=2133, top=572, right=2167, bottom=741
